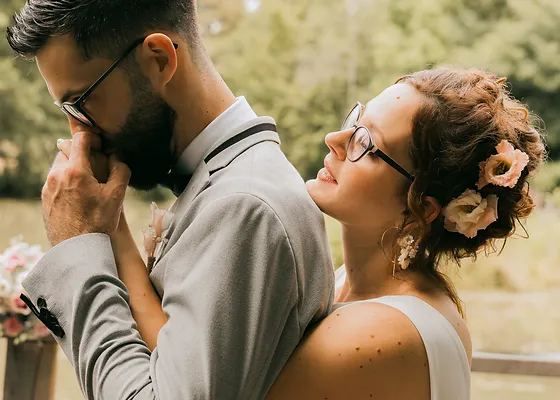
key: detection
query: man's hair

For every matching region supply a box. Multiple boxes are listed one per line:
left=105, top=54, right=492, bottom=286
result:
left=6, top=0, right=199, bottom=60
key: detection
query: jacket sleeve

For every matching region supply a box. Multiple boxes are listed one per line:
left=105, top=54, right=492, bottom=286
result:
left=22, top=193, right=299, bottom=399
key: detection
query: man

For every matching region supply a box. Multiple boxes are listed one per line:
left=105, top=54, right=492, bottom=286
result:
left=7, top=1, right=334, bottom=399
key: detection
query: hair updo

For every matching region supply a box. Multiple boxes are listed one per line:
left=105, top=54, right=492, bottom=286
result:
left=395, top=67, right=546, bottom=313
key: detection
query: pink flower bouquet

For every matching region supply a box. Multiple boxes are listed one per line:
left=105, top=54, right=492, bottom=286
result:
left=0, top=237, right=51, bottom=344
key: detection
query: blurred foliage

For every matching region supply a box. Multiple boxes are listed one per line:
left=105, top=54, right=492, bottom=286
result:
left=0, top=0, right=66, bottom=198
left=531, top=161, right=560, bottom=193
left=1, top=0, right=560, bottom=198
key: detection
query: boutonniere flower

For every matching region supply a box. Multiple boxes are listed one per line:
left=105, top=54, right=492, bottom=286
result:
left=443, top=189, right=499, bottom=239
left=477, top=140, right=529, bottom=189
left=143, top=202, right=174, bottom=272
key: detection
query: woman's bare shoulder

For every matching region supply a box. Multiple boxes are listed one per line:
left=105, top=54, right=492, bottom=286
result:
left=266, top=301, right=430, bottom=400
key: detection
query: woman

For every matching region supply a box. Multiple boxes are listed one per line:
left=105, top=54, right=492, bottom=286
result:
left=59, top=67, right=546, bottom=399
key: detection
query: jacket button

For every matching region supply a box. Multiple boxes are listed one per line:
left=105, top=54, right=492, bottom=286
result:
left=50, top=323, right=65, bottom=339
left=37, top=297, right=47, bottom=309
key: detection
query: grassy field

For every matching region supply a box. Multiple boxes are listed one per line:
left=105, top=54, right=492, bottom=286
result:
left=1, top=195, right=559, bottom=399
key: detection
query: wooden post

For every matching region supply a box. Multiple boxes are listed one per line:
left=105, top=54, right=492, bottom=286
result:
left=3, top=339, right=57, bottom=400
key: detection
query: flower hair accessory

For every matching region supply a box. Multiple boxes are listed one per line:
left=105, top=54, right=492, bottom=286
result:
left=477, top=140, right=529, bottom=190
left=443, top=189, right=498, bottom=239
left=143, top=202, right=174, bottom=273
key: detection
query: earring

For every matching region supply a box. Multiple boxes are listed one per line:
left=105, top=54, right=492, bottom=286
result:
left=396, top=234, right=418, bottom=271
left=381, top=226, right=401, bottom=278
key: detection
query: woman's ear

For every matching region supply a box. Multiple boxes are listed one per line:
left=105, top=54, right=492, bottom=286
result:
left=423, top=195, right=441, bottom=224
left=402, top=194, right=441, bottom=233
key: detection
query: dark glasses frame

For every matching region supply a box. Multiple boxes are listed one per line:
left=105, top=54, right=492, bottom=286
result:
left=342, top=102, right=415, bottom=181
left=54, top=37, right=179, bottom=128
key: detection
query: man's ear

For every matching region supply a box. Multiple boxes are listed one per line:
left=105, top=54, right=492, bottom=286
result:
left=136, top=33, right=178, bottom=92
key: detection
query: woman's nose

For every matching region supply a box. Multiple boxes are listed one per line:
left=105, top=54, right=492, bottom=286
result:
left=325, top=128, right=354, bottom=161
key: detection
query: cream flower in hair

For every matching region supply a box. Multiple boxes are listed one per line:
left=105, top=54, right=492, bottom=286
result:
left=477, top=140, right=529, bottom=189
left=443, top=189, right=499, bottom=239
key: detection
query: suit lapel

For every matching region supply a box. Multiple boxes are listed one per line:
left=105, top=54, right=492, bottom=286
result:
left=153, top=116, right=279, bottom=265
left=153, top=163, right=210, bottom=263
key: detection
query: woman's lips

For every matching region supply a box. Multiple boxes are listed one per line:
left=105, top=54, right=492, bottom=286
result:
left=318, top=166, right=337, bottom=184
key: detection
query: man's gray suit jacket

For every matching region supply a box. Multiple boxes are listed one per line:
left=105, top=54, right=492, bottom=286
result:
left=22, top=116, right=335, bottom=399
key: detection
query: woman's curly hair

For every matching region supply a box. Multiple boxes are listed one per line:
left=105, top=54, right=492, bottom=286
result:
left=395, top=67, right=546, bottom=315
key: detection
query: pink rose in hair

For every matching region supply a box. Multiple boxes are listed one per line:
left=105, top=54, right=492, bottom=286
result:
left=443, top=189, right=499, bottom=238
left=3, top=316, right=23, bottom=338
left=477, top=140, right=529, bottom=189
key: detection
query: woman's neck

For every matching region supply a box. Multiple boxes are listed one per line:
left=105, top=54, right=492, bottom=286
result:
left=336, top=224, right=417, bottom=303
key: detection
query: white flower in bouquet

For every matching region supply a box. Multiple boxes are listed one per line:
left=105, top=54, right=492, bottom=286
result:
left=0, top=237, right=52, bottom=344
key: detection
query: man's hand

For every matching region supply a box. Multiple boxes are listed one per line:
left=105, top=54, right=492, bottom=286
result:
left=43, top=132, right=131, bottom=246
left=57, top=136, right=110, bottom=182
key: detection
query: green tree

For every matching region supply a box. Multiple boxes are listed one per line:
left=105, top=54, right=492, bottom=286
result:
left=0, top=0, right=66, bottom=198
left=1, top=0, right=559, bottom=198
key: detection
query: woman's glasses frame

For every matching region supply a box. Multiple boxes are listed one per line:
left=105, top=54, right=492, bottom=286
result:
left=54, top=37, right=179, bottom=128
left=342, top=102, right=414, bottom=181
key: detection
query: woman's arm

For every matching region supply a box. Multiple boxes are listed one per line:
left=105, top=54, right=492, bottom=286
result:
left=111, top=211, right=167, bottom=351
left=266, top=302, right=431, bottom=400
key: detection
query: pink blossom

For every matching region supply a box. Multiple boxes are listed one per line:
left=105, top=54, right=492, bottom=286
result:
left=150, top=202, right=173, bottom=238
left=143, top=227, right=157, bottom=257
left=33, top=322, right=51, bottom=338
left=478, top=140, right=530, bottom=189
left=9, top=294, right=31, bottom=316
left=3, top=316, right=23, bottom=338
left=443, top=189, right=499, bottom=238
left=6, top=253, right=25, bottom=271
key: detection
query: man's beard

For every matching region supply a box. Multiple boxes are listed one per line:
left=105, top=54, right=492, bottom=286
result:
left=102, top=83, right=177, bottom=191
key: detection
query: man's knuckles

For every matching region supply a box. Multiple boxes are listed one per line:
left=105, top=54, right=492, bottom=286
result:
left=65, top=165, right=89, bottom=181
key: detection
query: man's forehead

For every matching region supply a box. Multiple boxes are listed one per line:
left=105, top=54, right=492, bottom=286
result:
left=36, top=35, right=107, bottom=101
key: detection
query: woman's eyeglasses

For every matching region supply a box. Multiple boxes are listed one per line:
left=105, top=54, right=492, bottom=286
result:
left=341, top=102, right=414, bottom=181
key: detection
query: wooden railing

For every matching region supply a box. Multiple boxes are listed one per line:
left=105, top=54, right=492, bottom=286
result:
left=472, top=351, right=560, bottom=377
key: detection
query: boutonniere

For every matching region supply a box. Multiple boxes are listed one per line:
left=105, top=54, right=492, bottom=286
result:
left=143, top=202, right=174, bottom=272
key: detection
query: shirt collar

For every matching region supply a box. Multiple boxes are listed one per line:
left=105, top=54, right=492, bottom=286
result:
left=174, top=97, right=258, bottom=174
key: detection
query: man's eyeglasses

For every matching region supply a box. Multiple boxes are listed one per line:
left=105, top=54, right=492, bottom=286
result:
left=54, top=37, right=179, bottom=128
left=341, top=102, right=414, bottom=181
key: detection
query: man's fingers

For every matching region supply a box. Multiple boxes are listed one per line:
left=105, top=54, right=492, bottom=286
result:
left=106, top=154, right=131, bottom=193
left=70, top=131, right=92, bottom=167
left=57, top=139, right=72, bottom=159
left=52, top=150, right=68, bottom=168
left=46, top=151, right=68, bottom=189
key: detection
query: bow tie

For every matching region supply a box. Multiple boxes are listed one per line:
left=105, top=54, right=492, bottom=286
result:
left=161, top=172, right=193, bottom=197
